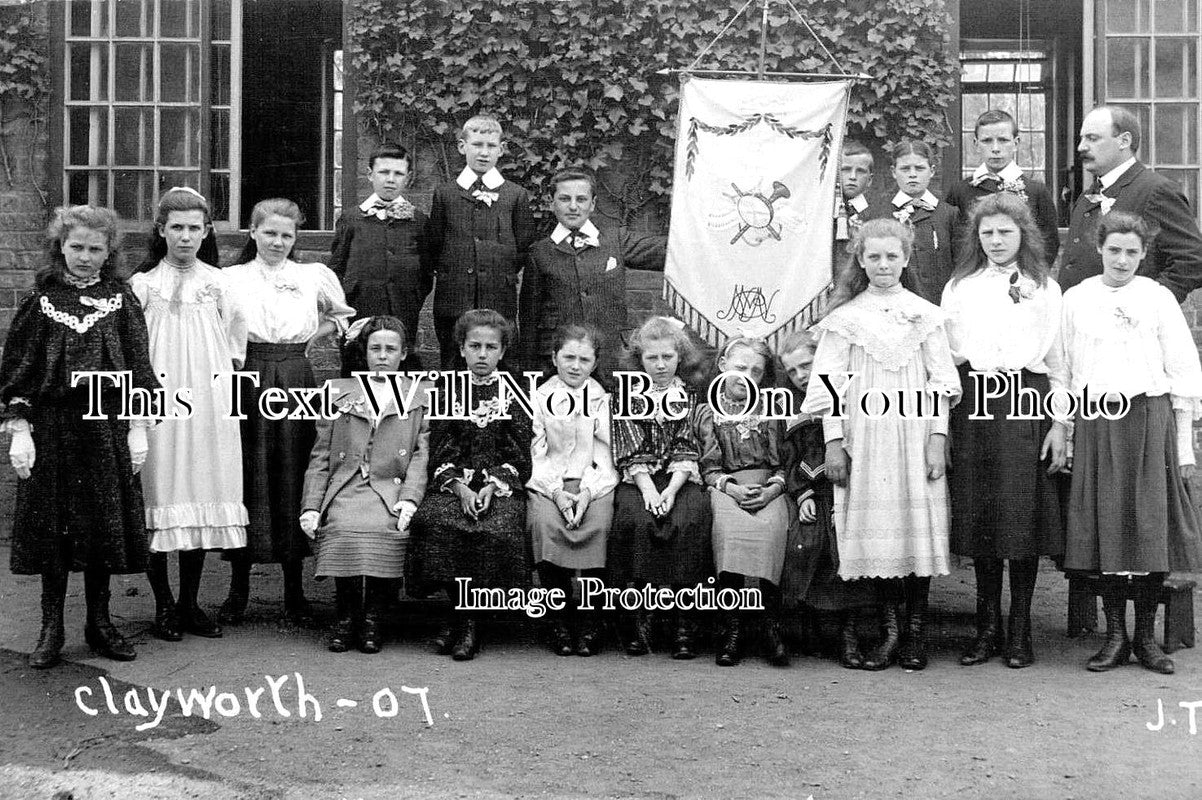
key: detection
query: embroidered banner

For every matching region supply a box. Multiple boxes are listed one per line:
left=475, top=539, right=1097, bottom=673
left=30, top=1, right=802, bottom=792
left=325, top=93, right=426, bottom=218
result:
left=664, top=77, right=850, bottom=348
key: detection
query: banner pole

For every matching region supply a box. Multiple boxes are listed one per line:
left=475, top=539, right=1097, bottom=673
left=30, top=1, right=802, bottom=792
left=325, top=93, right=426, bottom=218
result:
left=757, top=0, right=770, bottom=80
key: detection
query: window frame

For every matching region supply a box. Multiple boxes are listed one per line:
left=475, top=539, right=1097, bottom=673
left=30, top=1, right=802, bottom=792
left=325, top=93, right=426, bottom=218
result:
left=51, top=0, right=243, bottom=230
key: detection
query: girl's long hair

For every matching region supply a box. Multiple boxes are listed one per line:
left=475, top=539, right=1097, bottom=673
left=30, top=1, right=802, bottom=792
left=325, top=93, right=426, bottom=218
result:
left=135, top=187, right=220, bottom=273
left=825, top=218, right=919, bottom=313
left=39, top=205, right=125, bottom=288
left=949, top=191, right=1048, bottom=287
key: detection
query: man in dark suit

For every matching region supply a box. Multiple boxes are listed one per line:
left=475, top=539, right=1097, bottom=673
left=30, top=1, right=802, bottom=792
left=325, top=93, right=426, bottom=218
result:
left=1060, top=105, right=1202, bottom=302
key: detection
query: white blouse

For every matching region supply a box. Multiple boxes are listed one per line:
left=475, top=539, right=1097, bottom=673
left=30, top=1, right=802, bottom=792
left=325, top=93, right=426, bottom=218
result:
left=130, top=260, right=248, bottom=367
left=1061, top=276, right=1202, bottom=418
left=223, top=257, right=354, bottom=344
left=940, top=263, right=1066, bottom=391
left=527, top=376, right=618, bottom=499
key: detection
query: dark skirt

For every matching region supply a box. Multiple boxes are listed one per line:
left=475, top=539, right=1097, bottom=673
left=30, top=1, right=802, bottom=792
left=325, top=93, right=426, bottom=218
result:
left=1065, top=393, right=1202, bottom=573
left=11, top=400, right=147, bottom=575
left=407, top=490, right=531, bottom=595
left=949, top=366, right=1064, bottom=559
left=236, top=342, right=315, bottom=564
left=779, top=493, right=878, bottom=611
left=608, top=474, right=713, bottom=587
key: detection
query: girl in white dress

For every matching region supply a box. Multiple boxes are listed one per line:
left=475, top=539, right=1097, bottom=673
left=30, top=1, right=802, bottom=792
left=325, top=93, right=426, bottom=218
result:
left=221, top=199, right=354, bottom=625
left=802, top=218, right=961, bottom=670
left=132, top=188, right=248, bottom=641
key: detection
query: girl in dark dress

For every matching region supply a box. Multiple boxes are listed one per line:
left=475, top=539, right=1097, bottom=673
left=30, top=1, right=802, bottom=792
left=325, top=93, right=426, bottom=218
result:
left=2, top=205, right=159, bottom=667
left=408, top=309, right=533, bottom=660
left=608, top=316, right=712, bottom=659
left=941, top=192, right=1067, bottom=669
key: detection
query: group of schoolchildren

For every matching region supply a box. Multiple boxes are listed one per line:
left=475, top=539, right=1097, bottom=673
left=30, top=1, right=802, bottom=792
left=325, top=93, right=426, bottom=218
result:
left=4, top=110, right=1200, bottom=677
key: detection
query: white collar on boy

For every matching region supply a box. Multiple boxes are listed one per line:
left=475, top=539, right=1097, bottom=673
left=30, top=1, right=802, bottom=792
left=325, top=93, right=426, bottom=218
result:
left=550, top=219, right=600, bottom=246
left=359, top=192, right=410, bottom=212
left=456, top=166, right=504, bottom=191
left=971, top=160, right=1025, bottom=185
left=846, top=193, right=869, bottom=213
left=892, top=190, right=939, bottom=209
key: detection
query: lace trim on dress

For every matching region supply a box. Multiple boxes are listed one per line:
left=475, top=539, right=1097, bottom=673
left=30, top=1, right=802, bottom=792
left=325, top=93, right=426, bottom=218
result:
left=39, top=293, right=123, bottom=334
left=816, top=298, right=944, bottom=372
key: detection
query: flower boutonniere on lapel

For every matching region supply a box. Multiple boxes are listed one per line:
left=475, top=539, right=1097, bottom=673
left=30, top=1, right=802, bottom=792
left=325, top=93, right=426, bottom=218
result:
left=892, top=206, right=914, bottom=225
left=999, top=177, right=1029, bottom=204
left=195, top=282, right=223, bottom=304
left=1007, top=272, right=1037, bottom=304
left=373, top=198, right=416, bottom=222
left=1084, top=193, right=1116, bottom=215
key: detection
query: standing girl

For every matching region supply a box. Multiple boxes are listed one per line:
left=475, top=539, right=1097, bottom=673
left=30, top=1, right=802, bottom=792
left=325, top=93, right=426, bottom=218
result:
left=608, top=316, right=712, bottom=659
left=802, top=218, right=961, bottom=671
left=697, top=337, right=793, bottom=667
left=408, top=309, right=533, bottom=660
left=777, top=331, right=879, bottom=668
left=2, top=205, right=159, bottom=667
left=132, top=188, right=248, bottom=642
left=527, top=325, right=618, bottom=657
left=871, top=140, right=961, bottom=304
left=1062, top=212, right=1202, bottom=674
left=300, top=316, right=429, bottom=654
left=222, top=198, right=354, bottom=625
left=941, top=192, right=1067, bottom=669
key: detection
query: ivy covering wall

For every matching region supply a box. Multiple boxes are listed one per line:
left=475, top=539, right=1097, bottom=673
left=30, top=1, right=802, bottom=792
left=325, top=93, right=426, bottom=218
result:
left=348, top=0, right=957, bottom=222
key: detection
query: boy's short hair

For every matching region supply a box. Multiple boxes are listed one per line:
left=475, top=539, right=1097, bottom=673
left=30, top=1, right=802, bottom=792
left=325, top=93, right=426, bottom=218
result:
left=458, top=114, right=504, bottom=142
left=550, top=168, right=597, bottom=198
left=974, top=109, right=1019, bottom=137
left=369, top=142, right=412, bottom=170
left=841, top=139, right=874, bottom=168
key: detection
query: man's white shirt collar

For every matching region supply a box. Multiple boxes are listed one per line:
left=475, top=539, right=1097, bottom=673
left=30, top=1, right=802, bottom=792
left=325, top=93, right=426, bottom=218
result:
left=846, top=193, right=869, bottom=213
left=972, top=160, right=1024, bottom=184
left=892, top=190, right=939, bottom=209
left=456, top=166, right=505, bottom=191
left=1098, top=157, right=1138, bottom=190
left=551, top=219, right=600, bottom=246
left=359, top=193, right=407, bottom=212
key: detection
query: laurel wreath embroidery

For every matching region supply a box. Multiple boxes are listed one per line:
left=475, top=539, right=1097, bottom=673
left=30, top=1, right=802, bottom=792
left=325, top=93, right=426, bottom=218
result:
left=686, top=115, right=832, bottom=181
left=39, top=293, right=123, bottom=334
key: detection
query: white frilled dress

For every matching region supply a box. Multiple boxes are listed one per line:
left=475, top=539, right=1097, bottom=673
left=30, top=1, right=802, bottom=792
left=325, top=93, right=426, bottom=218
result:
left=801, top=285, right=962, bottom=579
left=131, top=261, right=249, bottom=552
left=526, top=377, right=618, bottom=570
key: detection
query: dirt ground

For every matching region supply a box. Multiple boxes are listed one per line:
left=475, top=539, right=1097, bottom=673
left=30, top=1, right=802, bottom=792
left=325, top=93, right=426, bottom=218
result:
left=2, top=550, right=1201, bottom=800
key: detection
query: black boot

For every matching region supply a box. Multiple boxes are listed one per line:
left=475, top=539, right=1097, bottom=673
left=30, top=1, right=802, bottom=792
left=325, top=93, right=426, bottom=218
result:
left=328, top=577, right=359, bottom=653
left=671, top=611, right=699, bottom=660
left=539, top=564, right=574, bottom=656
left=861, top=599, right=901, bottom=671
left=30, top=568, right=68, bottom=669
left=147, top=552, right=182, bottom=642
left=433, top=620, right=456, bottom=655
left=575, top=614, right=603, bottom=657
left=178, top=550, right=221, bottom=638
left=219, top=551, right=251, bottom=625
left=715, top=611, right=742, bottom=666
left=1087, top=580, right=1131, bottom=672
left=84, top=571, right=136, bottom=662
left=623, top=610, right=652, bottom=656
left=762, top=584, right=789, bottom=667
left=960, top=558, right=1003, bottom=666
left=451, top=615, right=479, bottom=661
left=282, top=559, right=313, bottom=627
left=1004, top=559, right=1037, bottom=669
left=359, top=578, right=388, bottom=654
left=837, top=610, right=863, bottom=670
left=1133, top=575, right=1174, bottom=675
left=898, top=576, right=929, bottom=671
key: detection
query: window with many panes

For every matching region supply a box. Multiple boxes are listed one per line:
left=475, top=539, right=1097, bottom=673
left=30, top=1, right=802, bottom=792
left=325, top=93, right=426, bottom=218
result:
left=1097, top=0, right=1200, bottom=216
left=960, top=42, right=1051, bottom=185
left=63, top=0, right=239, bottom=225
